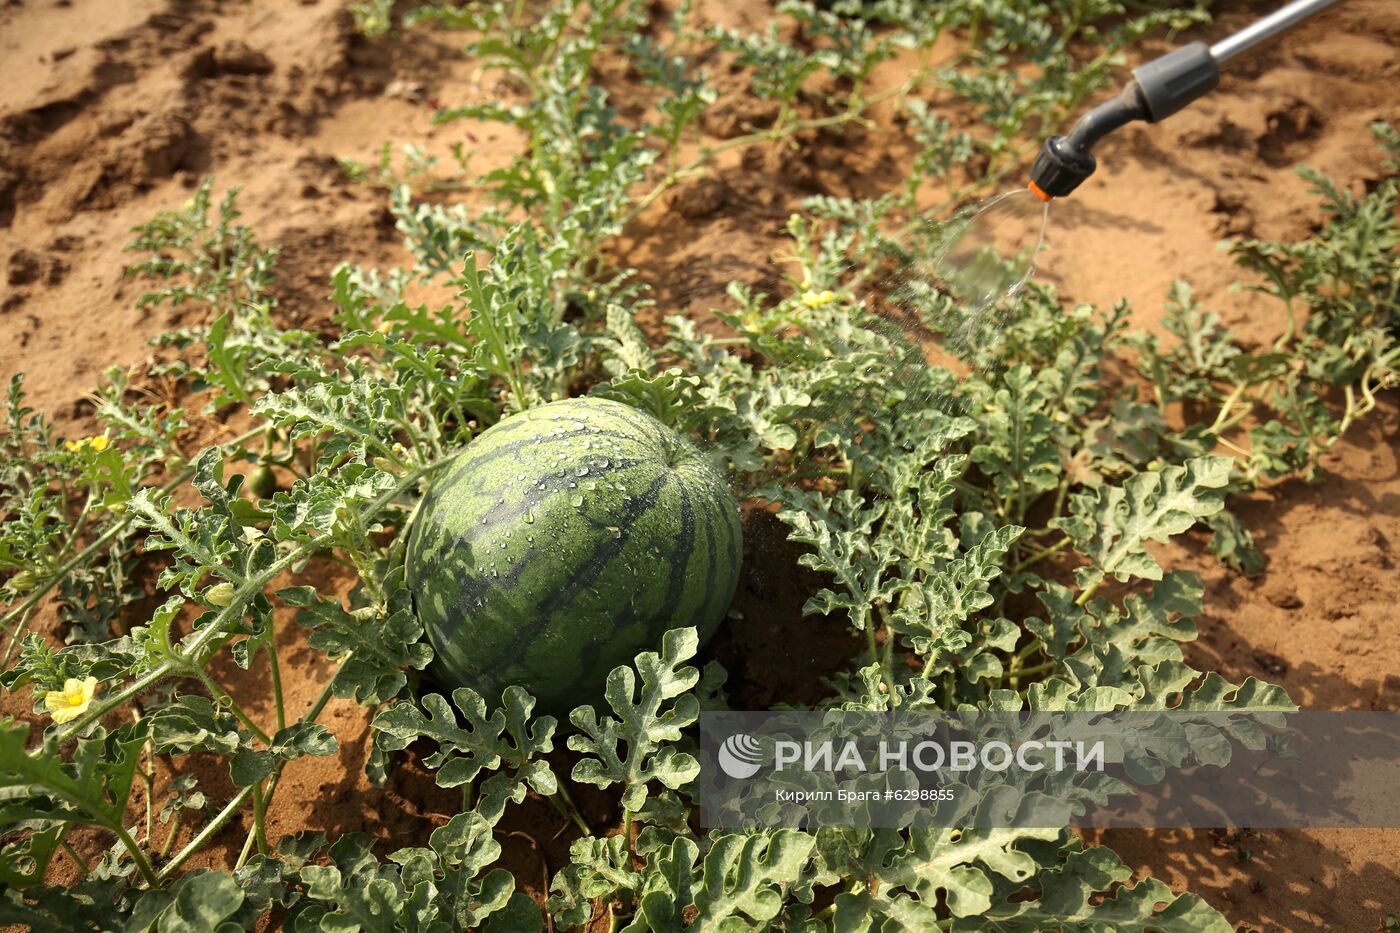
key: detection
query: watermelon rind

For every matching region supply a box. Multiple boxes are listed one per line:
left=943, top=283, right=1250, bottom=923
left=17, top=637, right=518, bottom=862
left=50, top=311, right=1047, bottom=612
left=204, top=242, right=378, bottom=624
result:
left=406, top=397, right=742, bottom=714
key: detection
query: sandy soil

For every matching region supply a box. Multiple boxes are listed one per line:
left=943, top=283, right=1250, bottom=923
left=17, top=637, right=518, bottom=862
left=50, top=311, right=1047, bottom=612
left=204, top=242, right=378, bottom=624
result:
left=2, top=0, right=1399, bottom=929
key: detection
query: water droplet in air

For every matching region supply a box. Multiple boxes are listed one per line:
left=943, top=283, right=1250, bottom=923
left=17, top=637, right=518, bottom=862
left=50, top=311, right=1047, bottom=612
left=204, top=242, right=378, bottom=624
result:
left=928, top=187, right=1049, bottom=319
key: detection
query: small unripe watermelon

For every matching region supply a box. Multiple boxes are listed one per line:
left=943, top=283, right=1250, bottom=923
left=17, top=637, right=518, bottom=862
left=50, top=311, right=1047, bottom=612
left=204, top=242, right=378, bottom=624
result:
left=407, top=397, right=742, bottom=714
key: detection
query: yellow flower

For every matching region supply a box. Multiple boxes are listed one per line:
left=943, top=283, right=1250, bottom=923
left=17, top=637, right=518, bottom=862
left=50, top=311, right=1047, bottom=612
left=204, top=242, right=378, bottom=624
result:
left=63, top=433, right=110, bottom=454
left=44, top=676, right=98, bottom=725
left=799, top=289, right=837, bottom=309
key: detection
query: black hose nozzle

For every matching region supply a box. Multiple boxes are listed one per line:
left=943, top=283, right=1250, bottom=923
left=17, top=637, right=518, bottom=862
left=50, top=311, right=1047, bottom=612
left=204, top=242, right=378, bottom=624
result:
left=1030, top=41, right=1220, bottom=198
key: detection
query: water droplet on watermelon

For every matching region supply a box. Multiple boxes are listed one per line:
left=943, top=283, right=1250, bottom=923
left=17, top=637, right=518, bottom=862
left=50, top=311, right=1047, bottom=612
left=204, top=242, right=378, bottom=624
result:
left=571, top=495, right=584, bottom=507
left=607, top=526, right=621, bottom=539
left=524, top=510, right=536, bottom=524
left=575, top=466, right=589, bottom=476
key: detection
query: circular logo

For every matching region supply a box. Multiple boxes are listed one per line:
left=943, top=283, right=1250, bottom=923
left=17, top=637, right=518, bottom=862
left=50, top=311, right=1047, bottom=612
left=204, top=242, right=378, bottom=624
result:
left=718, top=733, right=766, bottom=779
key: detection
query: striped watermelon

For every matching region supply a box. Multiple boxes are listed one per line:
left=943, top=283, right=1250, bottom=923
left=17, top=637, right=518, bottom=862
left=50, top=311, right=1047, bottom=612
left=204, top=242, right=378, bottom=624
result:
left=406, top=397, right=742, bottom=714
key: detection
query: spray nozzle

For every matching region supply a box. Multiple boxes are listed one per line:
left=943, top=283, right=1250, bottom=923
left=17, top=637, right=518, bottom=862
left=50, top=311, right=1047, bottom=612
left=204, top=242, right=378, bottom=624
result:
left=1029, top=41, right=1221, bottom=199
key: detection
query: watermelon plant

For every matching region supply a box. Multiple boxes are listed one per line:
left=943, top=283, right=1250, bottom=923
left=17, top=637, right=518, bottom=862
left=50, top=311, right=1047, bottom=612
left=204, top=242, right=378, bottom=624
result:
left=2, top=0, right=1397, bottom=930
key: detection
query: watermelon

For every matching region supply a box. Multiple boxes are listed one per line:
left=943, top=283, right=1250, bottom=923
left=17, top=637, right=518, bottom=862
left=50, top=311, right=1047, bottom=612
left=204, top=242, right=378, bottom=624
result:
left=406, top=397, right=742, bottom=714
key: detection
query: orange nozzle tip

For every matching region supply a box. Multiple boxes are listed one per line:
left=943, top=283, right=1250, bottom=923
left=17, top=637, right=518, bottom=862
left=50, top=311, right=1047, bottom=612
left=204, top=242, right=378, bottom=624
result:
left=1028, top=181, right=1053, bottom=202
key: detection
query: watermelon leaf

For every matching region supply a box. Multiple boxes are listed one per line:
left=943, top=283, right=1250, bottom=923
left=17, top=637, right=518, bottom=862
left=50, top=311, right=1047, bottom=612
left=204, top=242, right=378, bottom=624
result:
left=370, top=684, right=556, bottom=796
left=568, top=627, right=701, bottom=812
left=692, top=829, right=817, bottom=929
left=281, top=584, right=432, bottom=706
left=428, top=811, right=517, bottom=929
left=1052, top=456, right=1232, bottom=593
left=773, top=488, right=900, bottom=634
left=0, top=721, right=149, bottom=886
left=547, top=835, right=640, bottom=928
left=625, top=834, right=702, bottom=933
left=948, top=841, right=1234, bottom=932
left=890, top=524, right=1025, bottom=660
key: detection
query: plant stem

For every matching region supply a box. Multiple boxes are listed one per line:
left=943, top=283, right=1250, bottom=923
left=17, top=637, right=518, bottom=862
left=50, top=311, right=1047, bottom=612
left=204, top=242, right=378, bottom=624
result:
left=301, top=665, right=341, bottom=725
left=1013, top=536, right=1069, bottom=573
left=553, top=780, right=592, bottom=835
left=1007, top=638, right=1052, bottom=689
left=231, top=665, right=345, bottom=868
left=60, top=839, right=91, bottom=875
left=113, top=823, right=159, bottom=887
left=188, top=663, right=270, bottom=745
left=59, top=456, right=452, bottom=742
left=159, top=812, right=183, bottom=860
left=1074, top=580, right=1102, bottom=607
left=864, top=622, right=885, bottom=691
left=1049, top=474, right=1071, bottom=524
left=134, top=712, right=156, bottom=844
left=233, top=817, right=258, bottom=872
left=1010, top=659, right=1056, bottom=678
left=1, top=425, right=267, bottom=666
left=266, top=627, right=287, bottom=733
left=1010, top=638, right=1044, bottom=668
left=157, top=786, right=254, bottom=882
left=49, top=493, right=96, bottom=571
left=251, top=781, right=270, bottom=855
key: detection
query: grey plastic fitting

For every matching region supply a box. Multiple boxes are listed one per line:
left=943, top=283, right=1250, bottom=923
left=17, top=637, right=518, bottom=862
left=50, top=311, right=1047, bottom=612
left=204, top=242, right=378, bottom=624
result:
left=1132, top=41, right=1220, bottom=122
